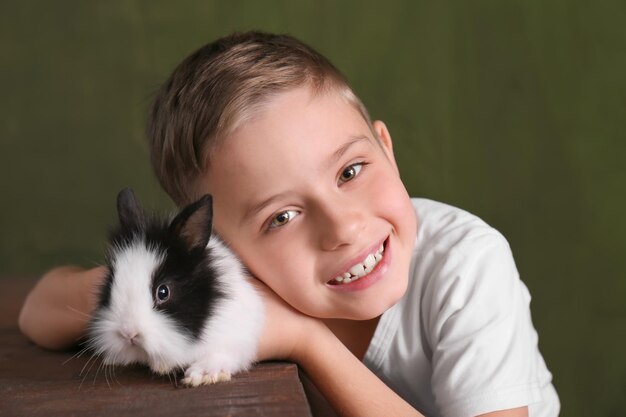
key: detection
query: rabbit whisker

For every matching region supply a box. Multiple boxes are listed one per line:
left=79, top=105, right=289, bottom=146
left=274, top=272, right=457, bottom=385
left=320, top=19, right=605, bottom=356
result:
left=65, top=305, right=92, bottom=322
left=79, top=351, right=101, bottom=390
left=64, top=345, right=90, bottom=366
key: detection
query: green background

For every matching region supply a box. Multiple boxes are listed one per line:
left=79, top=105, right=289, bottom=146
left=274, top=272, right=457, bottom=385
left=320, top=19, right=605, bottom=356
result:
left=1, top=1, right=624, bottom=415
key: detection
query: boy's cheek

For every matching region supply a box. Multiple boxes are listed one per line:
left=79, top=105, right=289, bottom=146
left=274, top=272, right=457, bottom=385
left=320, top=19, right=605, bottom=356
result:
left=235, top=241, right=299, bottom=289
left=249, top=251, right=319, bottom=312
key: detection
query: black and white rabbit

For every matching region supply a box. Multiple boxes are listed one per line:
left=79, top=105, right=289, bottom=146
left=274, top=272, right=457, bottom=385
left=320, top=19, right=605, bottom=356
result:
left=87, top=188, right=264, bottom=386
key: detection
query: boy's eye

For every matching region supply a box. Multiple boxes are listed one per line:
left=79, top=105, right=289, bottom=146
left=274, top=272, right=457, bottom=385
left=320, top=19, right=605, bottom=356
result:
left=269, top=210, right=299, bottom=229
left=339, top=163, right=363, bottom=183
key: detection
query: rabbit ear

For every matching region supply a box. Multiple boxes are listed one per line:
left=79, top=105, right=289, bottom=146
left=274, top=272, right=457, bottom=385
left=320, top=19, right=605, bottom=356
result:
left=116, top=187, right=143, bottom=230
left=170, top=195, right=213, bottom=252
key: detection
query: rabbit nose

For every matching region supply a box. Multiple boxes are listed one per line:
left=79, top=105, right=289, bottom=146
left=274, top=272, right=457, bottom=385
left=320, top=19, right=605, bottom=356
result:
left=120, top=327, right=140, bottom=345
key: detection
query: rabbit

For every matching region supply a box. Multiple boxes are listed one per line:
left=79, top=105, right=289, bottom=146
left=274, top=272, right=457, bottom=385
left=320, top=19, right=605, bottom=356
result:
left=87, top=188, right=264, bottom=386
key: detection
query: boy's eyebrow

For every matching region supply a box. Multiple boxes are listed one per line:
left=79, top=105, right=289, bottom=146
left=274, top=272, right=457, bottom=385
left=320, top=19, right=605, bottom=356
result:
left=240, top=134, right=370, bottom=226
left=330, top=135, right=370, bottom=166
left=241, top=191, right=291, bottom=226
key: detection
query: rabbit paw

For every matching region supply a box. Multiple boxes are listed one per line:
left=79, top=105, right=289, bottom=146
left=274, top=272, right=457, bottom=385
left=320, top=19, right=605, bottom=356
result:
left=181, top=363, right=231, bottom=387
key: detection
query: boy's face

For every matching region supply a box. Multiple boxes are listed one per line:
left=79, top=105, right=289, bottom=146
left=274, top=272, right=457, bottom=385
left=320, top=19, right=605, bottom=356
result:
left=202, top=86, right=417, bottom=320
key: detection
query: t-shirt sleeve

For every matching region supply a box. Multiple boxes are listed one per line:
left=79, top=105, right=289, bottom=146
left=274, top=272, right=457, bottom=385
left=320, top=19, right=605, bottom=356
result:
left=422, top=231, right=544, bottom=417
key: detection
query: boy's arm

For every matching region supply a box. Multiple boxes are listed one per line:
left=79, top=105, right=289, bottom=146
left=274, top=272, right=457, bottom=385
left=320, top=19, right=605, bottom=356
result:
left=295, top=329, right=528, bottom=417
left=18, top=265, right=105, bottom=350
left=294, top=320, right=422, bottom=417
left=253, top=282, right=422, bottom=417
left=255, top=283, right=529, bottom=417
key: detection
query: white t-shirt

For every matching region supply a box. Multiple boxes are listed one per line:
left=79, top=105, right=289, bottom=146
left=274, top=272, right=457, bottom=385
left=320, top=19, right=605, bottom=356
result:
left=363, top=199, right=559, bottom=417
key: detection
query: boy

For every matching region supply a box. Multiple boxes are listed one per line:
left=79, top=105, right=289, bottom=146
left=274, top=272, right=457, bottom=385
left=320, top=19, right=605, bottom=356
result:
left=19, top=31, right=559, bottom=417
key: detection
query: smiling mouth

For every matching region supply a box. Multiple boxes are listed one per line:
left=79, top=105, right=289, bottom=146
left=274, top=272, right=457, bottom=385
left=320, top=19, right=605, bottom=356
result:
left=328, top=241, right=386, bottom=285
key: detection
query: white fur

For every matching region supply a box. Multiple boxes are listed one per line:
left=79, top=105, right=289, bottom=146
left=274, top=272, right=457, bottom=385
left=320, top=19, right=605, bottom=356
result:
left=183, top=237, right=264, bottom=385
left=89, top=236, right=264, bottom=385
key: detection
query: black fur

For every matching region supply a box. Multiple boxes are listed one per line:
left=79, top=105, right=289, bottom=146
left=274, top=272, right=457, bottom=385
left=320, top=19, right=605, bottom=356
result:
left=99, top=188, right=225, bottom=341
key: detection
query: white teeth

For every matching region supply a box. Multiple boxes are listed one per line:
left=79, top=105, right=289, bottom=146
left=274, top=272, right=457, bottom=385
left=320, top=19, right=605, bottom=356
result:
left=374, top=244, right=383, bottom=262
left=364, top=254, right=376, bottom=269
left=349, top=264, right=366, bottom=277
left=332, top=243, right=385, bottom=285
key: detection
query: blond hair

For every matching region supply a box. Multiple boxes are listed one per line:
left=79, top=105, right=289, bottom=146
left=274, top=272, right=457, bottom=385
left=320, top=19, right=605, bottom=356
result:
left=148, top=31, right=372, bottom=206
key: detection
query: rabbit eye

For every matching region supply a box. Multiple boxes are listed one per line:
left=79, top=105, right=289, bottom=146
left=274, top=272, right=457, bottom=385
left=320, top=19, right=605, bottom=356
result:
left=155, top=284, right=170, bottom=304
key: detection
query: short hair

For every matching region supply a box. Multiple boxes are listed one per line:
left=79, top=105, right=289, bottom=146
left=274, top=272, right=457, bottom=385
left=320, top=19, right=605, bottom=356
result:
left=147, top=31, right=372, bottom=206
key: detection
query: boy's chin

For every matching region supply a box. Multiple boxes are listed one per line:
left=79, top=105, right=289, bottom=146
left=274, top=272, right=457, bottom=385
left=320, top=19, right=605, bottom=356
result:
left=338, top=297, right=406, bottom=321
left=366, top=279, right=409, bottom=318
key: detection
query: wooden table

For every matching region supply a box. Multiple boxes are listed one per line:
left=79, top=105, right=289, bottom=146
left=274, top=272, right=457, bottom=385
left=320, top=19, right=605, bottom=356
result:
left=0, top=277, right=336, bottom=416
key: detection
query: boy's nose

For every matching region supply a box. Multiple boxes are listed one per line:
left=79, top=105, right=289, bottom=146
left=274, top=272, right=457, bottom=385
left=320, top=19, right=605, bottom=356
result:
left=317, top=202, right=365, bottom=251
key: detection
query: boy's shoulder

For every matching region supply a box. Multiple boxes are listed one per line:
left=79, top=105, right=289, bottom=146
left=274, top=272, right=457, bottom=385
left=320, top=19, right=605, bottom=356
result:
left=410, top=197, right=507, bottom=253
left=407, top=197, right=518, bottom=312
left=391, top=200, right=557, bottom=417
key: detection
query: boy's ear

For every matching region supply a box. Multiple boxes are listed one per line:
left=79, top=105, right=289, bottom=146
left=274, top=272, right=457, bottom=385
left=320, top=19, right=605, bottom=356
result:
left=170, top=195, right=213, bottom=252
left=372, top=120, right=399, bottom=172
left=117, top=187, right=143, bottom=230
